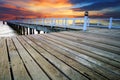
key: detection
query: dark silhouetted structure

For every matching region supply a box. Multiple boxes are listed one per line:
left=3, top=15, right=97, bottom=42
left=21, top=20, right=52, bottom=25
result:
left=3, top=21, right=5, bottom=24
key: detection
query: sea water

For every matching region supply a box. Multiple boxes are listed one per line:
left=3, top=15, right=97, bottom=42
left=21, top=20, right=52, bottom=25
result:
left=29, top=18, right=120, bottom=28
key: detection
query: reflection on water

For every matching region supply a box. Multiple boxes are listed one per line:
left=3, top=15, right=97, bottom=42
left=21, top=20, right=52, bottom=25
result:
left=0, top=21, right=18, bottom=37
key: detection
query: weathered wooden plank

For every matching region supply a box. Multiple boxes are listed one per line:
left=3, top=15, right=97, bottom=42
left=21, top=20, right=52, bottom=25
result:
left=0, top=38, right=11, bottom=80
left=40, top=35, right=120, bottom=75
left=49, top=33, right=120, bottom=64
left=31, top=34, right=120, bottom=80
left=87, top=29, right=120, bottom=40
left=80, top=30, right=120, bottom=40
left=12, top=37, right=50, bottom=80
left=51, top=32, right=120, bottom=55
left=17, top=36, right=70, bottom=80
left=79, top=40, right=120, bottom=54
left=45, top=33, right=120, bottom=69
left=26, top=35, right=108, bottom=80
left=6, top=38, right=31, bottom=80
left=46, top=35, right=120, bottom=69
left=61, top=31, right=120, bottom=47
left=23, top=36, right=89, bottom=80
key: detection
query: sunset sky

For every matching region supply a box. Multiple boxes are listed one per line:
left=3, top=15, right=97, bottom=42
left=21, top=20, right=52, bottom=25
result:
left=0, top=0, right=120, bottom=20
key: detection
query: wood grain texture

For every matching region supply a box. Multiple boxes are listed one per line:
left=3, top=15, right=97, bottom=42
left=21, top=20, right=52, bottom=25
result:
left=0, top=30, right=120, bottom=80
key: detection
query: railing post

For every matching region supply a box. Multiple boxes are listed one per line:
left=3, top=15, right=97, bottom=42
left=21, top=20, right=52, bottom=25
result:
left=72, top=18, right=75, bottom=27
left=42, top=18, right=44, bottom=26
left=109, top=17, right=112, bottom=29
left=54, top=18, right=56, bottom=26
left=30, top=28, right=32, bottom=34
left=62, top=18, right=64, bottom=26
left=51, top=18, right=53, bottom=28
left=83, top=16, right=88, bottom=31
left=64, top=18, right=67, bottom=29
left=97, top=20, right=100, bottom=26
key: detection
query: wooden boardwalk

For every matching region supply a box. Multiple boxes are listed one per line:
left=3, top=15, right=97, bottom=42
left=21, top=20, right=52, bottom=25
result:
left=0, top=29, right=120, bottom=80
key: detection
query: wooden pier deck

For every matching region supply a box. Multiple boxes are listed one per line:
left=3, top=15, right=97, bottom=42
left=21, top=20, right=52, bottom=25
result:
left=0, top=29, right=120, bottom=80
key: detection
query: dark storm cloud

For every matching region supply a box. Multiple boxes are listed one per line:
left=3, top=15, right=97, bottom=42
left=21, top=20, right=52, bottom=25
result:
left=70, top=0, right=120, bottom=17
left=70, top=0, right=118, bottom=4
left=71, top=0, right=120, bottom=11
left=80, top=0, right=120, bottom=11
left=104, top=10, right=120, bottom=18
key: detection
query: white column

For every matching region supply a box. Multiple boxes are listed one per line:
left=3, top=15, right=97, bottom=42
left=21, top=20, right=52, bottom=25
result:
left=83, top=16, right=88, bottom=31
left=109, top=17, right=112, bottom=29
left=87, top=18, right=90, bottom=27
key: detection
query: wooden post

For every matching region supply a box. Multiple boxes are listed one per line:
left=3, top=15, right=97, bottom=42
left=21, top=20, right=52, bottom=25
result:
left=21, top=27, right=23, bottom=35
left=26, top=27, right=28, bottom=35
left=32, top=29, right=34, bottom=34
left=18, top=26, right=20, bottom=34
left=37, top=30, right=40, bottom=34
left=17, top=25, right=19, bottom=33
left=20, top=27, right=22, bottom=35
left=109, top=17, right=112, bottom=29
left=3, top=21, right=4, bottom=24
left=23, top=27, right=25, bottom=35
left=30, top=28, right=32, bottom=34
left=18, top=26, right=22, bottom=35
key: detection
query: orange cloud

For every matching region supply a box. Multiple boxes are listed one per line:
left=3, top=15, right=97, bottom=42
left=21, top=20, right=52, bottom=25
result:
left=0, top=3, right=27, bottom=11
left=22, top=0, right=85, bottom=17
left=0, top=4, right=17, bottom=9
left=1, top=0, right=85, bottom=18
left=27, top=0, right=72, bottom=12
left=0, top=0, right=85, bottom=20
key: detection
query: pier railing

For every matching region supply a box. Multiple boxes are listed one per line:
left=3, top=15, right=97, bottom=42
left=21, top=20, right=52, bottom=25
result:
left=87, top=18, right=120, bottom=29
left=7, top=17, right=120, bottom=31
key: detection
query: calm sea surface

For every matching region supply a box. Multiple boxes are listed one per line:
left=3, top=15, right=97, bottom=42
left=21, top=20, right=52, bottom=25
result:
left=0, top=21, right=18, bottom=37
